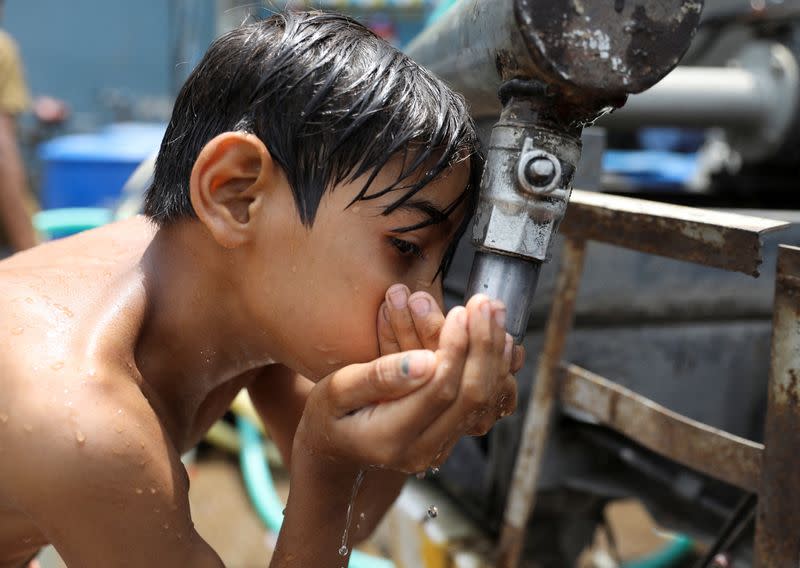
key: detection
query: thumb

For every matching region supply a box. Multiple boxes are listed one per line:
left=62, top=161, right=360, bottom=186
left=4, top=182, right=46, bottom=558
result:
left=330, top=350, right=436, bottom=415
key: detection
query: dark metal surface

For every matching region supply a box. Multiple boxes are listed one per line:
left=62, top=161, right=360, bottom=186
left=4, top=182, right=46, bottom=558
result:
left=561, top=190, right=790, bottom=276
left=560, top=363, right=764, bottom=492
left=406, top=0, right=705, bottom=118
left=754, top=245, right=800, bottom=567
left=496, top=237, right=586, bottom=568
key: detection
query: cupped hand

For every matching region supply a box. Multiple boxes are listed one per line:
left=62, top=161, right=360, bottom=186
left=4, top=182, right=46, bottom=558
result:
left=293, top=286, right=524, bottom=476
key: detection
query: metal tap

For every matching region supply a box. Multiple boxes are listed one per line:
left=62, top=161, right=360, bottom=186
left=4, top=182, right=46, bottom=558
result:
left=407, top=0, right=705, bottom=341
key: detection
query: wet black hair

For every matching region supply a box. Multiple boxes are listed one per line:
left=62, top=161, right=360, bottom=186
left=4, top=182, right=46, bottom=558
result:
left=144, top=11, right=481, bottom=276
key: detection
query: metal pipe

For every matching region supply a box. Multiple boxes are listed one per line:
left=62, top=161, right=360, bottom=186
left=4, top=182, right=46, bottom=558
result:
left=603, top=41, right=800, bottom=163
left=406, top=0, right=705, bottom=119
left=464, top=95, right=581, bottom=340
left=466, top=252, right=541, bottom=342
left=601, top=66, right=764, bottom=130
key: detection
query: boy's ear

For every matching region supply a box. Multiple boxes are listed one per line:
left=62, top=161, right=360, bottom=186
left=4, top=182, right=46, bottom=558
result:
left=189, top=131, right=278, bottom=248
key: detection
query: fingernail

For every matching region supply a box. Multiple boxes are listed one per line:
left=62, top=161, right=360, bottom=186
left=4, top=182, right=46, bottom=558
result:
left=409, top=296, right=431, bottom=317
left=504, top=335, right=513, bottom=362
left=388, top=285, right=408, bottom=310
left=454, top=307, right=467, bottom=327
left=494, top=307, right=507, bottom=329
left=480, top=301, right=491, bottom=320
left=402, top=351, right=435, bottom=377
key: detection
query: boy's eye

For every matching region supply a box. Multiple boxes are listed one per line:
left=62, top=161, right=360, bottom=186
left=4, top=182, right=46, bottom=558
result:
left=389, top=237, right=425, bottom=260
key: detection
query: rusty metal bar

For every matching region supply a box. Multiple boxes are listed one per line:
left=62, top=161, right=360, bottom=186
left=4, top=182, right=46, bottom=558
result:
left=560, top=363, right=764, bottom=492
left=754, top=245, right=800, bottom=566
left=561, top=190, right=789, bottom=276
left=496, top=237, right=587, bottom=568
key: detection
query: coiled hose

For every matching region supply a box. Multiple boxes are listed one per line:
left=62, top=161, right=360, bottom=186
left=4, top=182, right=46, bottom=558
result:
left=237, top=417, right=394, bottom=568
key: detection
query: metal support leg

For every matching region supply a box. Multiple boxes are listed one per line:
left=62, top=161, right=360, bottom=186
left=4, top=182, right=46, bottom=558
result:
left=496, top=238, right=587, bottom=568
left=754, top=244, right=800, bottom=566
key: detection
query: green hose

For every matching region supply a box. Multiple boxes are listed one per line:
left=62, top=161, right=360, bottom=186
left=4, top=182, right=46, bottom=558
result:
left=622, top=534, right=695, bottom=568
left=33, top=207, right=112, bottom=239
left=237, top=417, right=394, bottom=568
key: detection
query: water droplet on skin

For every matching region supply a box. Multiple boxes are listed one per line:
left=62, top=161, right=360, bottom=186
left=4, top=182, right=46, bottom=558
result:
left=51, top=361, right=64, bottom=371
left=87, top=369, right=97, bottom=380
left=427, top=505, right=438, bottom=519
left=338, top=545, right=348, bottom=556
left=150, top=488, right=157, bottom=494
left=11, top=327, right=24, bottom=335
left=0, top=413, right=8, bottom=424
left=163, top=522, right=170, bottom=529
left=55, top=304, right=74, bottom=318
left=76, top=430, right=86, bottom=445
left=115, top=425, right=123, bottom=433
left=135, top=488, right=143, bottom=495
left=23, top=424, right=33, bottom=433
left=359, top=512, right=365, bottom=520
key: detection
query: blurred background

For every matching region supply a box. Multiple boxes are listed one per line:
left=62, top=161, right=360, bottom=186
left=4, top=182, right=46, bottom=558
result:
left=3, top=1, right=800, bottom=567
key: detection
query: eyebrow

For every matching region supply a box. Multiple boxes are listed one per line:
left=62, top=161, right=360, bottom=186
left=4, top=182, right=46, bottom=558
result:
left=387, top=198, right=452, bottom=234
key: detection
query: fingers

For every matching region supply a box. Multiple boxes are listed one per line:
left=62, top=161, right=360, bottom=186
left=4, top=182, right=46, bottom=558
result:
left=408, top=296, right=511, bottom=453
left=385, top=285, right=422, bottom=351
left=328, top=350, right=436, bottom=415
left=377, top=303, right=401, bottom=356
left=408, top=292, right=445, bottom=350
left=382, top=284, right=445, bottom=353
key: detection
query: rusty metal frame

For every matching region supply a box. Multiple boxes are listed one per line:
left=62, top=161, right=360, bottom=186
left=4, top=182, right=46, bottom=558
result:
left=754, top=244, right=800, bottom=566
left=562, top=190, right=788, bottom=276
left=560, top=363, right=764, bottom=492
left=497, top=192, right=791, bottom=568
left=497, top=237, right=586, bottom=567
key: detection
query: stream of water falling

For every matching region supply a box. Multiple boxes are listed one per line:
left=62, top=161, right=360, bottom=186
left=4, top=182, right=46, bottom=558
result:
left=338, top=469, right=366, bottom=558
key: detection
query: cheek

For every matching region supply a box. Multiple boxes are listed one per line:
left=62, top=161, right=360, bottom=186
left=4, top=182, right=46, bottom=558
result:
left=294, top=266, right=388, bottom=375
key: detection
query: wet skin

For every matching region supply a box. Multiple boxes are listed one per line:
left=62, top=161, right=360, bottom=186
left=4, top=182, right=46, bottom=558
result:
left=0, top=132, right=521, bottom=566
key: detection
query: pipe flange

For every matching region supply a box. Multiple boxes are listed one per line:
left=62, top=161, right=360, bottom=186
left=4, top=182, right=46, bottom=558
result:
left=516, top=139, right=562, bottom=195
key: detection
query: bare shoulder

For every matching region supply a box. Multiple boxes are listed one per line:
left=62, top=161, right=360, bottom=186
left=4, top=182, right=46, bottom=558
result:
left=0, top=358, right=179, bottom=512
left=0, top=221, right=223, bottom=565
left=0, top=365, right=223, bottom=566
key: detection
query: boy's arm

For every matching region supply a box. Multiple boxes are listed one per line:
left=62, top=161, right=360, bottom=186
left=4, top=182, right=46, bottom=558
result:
left=8, top=395, right=224, bottom=567
left=248, top=365, right=407, bottom=540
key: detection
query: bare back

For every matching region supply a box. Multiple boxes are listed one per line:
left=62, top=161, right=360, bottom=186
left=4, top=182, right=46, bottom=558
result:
left=0, top=218, right=236, bottom=566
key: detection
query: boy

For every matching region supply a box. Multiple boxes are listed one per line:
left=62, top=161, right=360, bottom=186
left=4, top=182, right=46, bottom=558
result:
left=0, top=12, right=521, bottom=567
